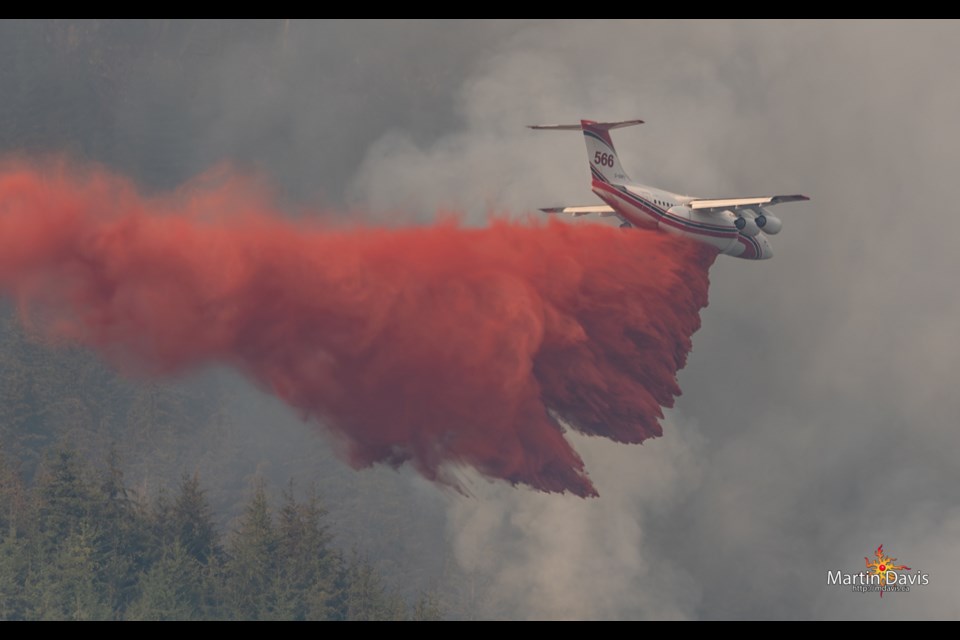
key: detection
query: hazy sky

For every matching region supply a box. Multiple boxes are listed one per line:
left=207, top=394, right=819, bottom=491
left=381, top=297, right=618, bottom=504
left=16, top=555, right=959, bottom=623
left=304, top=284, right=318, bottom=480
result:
left=1, top=19, right=958, bottom=619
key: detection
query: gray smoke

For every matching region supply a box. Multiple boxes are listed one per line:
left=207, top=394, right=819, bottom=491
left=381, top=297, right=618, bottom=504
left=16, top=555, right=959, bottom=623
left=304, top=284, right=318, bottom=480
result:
left=1, top=19, right=958, bottom=619
left=348, top=19, right=960, bottom=619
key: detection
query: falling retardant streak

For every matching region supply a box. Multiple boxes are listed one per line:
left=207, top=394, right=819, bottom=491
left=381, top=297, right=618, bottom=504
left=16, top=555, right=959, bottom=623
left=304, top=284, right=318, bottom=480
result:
left=0, top=161, right=717, bottom=497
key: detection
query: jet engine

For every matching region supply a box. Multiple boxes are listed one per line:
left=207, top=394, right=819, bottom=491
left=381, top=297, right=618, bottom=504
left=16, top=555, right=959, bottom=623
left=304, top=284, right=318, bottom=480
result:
left=754, top=213, right=782, bottom=235
left=734, top=215, right=760, bottom=237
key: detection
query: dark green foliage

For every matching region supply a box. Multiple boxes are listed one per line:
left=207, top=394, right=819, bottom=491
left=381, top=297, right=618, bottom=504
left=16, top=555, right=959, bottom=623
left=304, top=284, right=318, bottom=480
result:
left=223, top=480, right=276, bottom=619
left=345, top=554, right=406, bottom=621
left=0, top=305, right=447, bottom=620
left=127, top=540, right=205, bottom=621
left=0, top=19, right=469, bottom=622
left=173, top=473, right=219, bottom=564
left=272, top=482, right=340, bottom=620
left=0, top=445, right=433, bottom=620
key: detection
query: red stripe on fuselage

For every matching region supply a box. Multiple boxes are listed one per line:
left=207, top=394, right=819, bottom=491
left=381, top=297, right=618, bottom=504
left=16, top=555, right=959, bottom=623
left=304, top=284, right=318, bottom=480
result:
left=736, top=234, right=764, bottom=259
left=592, top=180, right=738, bottom=240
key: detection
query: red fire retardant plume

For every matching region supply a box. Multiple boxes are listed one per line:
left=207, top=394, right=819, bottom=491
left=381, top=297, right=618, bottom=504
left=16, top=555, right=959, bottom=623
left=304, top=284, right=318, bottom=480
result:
left=0, top=161, right=717, bottom=497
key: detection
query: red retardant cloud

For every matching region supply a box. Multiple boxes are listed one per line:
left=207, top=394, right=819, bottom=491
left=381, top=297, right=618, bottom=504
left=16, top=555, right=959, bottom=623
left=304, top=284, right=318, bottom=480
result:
left=0, top=161, right=716, bottom=497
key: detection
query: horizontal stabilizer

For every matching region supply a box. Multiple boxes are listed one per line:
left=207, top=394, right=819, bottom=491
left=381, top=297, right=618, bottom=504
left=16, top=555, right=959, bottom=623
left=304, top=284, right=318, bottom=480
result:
left=540, top=205, right=616, bottom=217
left=528, top=119, right=644, bottom=131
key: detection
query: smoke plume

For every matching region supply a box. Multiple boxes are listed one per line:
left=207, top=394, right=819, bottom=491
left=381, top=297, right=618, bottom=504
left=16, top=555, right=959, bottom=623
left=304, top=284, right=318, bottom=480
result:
left=0, top=160, right=716, bottom=496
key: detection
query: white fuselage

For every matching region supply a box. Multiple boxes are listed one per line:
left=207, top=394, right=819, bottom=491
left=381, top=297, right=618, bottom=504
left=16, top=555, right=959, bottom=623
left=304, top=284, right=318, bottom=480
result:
left=531, top=119, right=805, bottom=260
left=590, top=178, right=773, bottom=260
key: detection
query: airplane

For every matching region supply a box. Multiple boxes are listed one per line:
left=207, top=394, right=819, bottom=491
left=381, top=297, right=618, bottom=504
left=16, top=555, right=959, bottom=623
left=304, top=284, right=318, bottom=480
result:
left=529, top=119, right=809, bottom=259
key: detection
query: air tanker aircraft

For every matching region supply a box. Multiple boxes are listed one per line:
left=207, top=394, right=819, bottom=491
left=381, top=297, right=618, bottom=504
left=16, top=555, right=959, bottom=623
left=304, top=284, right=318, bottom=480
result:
left=530, top=119, right=809, bottom=259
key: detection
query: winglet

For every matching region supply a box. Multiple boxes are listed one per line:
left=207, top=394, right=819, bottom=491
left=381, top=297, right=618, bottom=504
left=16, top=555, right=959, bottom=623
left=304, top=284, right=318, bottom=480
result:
left=771, top=194, right=811, bottom=204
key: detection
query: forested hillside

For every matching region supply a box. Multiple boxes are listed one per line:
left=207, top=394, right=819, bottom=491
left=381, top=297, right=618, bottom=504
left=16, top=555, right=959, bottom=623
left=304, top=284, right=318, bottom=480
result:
left=0, top=300, right=445, bottom=620
left=0, top=446, right=440, bottom=620
left=0, top=20, right=493, bottom=620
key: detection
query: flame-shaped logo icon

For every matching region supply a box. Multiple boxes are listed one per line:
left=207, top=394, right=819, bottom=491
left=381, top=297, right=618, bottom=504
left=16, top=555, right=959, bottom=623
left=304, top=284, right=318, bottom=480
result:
left=864, top=545, right=910, bottom=598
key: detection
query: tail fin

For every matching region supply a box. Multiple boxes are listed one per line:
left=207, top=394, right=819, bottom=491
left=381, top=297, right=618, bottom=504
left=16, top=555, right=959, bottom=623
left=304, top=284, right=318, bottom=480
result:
left=528, top=119, right=642, bottom=185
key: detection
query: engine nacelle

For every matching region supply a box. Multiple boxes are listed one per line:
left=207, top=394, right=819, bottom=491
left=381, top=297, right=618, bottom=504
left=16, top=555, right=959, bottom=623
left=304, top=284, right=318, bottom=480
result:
left=754, top=213, right=782, bottom=235
left=734, top=215, right=760, bottom=237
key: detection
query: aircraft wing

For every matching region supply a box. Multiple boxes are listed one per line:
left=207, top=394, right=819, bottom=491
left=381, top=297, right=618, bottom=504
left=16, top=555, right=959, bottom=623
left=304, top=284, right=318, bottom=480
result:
left=687, top=194, right=809, bottom=212
left=540, top=205, right=617, bottom=217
